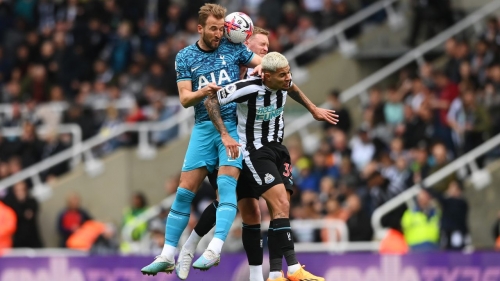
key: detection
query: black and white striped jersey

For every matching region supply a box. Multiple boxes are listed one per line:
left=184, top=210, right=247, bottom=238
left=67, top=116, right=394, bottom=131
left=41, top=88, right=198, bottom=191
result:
left=216, top=76, right=291, bottom=151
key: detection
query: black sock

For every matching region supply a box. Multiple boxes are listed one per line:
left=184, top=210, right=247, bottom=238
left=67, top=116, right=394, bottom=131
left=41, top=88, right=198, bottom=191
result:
left=194, top=200, right=218, bottom=236
left=242, top=223, right=263, bottom=265
left=273, top=218, right=298, bottom=266
left=268, top=220, right=283, bottom=272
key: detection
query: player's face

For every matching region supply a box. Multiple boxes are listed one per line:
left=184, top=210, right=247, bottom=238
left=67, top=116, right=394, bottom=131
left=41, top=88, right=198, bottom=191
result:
left=245, top=34, right=269, bottom=57
left=199, top=15, right=224, bottom=50
left=266, top=65, right=291, bottom=90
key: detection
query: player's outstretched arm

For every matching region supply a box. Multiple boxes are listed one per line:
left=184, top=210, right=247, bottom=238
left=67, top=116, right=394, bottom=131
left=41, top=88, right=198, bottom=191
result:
left=288, top=84, right=339, bottom=125
left=178, top=81, right=221, bottom=108
left=204, top=93, right=241, bottom=158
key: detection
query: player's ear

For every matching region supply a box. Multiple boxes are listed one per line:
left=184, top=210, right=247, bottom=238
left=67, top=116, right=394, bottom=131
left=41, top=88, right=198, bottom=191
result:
left=197, top=24, right=203, bottom=34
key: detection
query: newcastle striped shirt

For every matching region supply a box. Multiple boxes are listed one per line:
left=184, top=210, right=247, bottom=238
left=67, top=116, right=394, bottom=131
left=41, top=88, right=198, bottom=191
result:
left=216, top=76, right=292, bottom=151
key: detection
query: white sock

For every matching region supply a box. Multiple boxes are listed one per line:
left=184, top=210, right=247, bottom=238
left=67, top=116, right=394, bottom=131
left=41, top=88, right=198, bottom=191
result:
left=183, top=231, right=202, bottom=253
left=269, top=271, right=282, bottom=280
left=207, top=237, right=224, bottom=255
left=249, top=265, right=264, bottom=281
left=160, top=244, right=176, bottom=261
left=288, top=263, right=301, bottom=274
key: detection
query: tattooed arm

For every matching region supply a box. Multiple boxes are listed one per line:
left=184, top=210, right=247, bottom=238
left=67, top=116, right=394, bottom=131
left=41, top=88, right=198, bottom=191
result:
left=204, top=93, right=241, bottom=158
left=288, top=84, right=339, bottom=125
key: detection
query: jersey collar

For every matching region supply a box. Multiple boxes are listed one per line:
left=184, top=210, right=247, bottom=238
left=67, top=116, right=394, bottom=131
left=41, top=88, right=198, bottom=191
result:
left=196, top=41, right=216, bottom=53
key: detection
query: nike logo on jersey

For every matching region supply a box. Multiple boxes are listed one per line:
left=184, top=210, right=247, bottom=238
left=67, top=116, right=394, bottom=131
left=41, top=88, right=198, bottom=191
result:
left=191, top=65, right=201, bottom=72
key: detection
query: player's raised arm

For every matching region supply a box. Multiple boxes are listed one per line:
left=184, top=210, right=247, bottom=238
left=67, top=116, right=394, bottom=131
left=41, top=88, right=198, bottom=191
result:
left=288, top=83, right=340, bottom=125
left=177, top=81, right=220, bottom=108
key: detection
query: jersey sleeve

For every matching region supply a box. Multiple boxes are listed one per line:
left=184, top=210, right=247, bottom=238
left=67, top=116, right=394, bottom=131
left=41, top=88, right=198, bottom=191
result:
left=235, top=43, right=255, bottom=65
left=217, top=77, right=261, bottom=106
left=175, top=52, right=191, bottom=82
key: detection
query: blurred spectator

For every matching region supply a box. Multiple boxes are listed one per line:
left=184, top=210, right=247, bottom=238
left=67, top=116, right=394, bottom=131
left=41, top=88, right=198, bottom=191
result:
left=407, top=0, right=453, bottom=47
left=120, top=191, right=148, bottom=253
left=432, top=70, right=459, bottom=153
left=0, top=200, right=16, bottom=249
left=40, top=130, right=70, bottom=181
left=384, top=86, right=404, bottom=126
left=425, top=181, right=468, bottom=250
left=429, top=143, right=457, bottom=192
left=493, top=211, right=500, bottom=250
left=3, top=181, right=43, bottom=248
left=11, top=121, right=44, bottom=168
left=349, top=126, right=375, bottom=171
left=344, top=194, right=373, bottom=242
left=401, top=190, right=440, bottom=251
left=323, top=89, right=351, bottom=134
left=57, top=192, right=92, bottom=247
left=89, top=223, right=120, bottom=255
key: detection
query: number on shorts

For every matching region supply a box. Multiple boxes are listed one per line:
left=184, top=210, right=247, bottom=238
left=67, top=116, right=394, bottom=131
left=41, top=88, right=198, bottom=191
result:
left=283, top=163, right=291, bottom=177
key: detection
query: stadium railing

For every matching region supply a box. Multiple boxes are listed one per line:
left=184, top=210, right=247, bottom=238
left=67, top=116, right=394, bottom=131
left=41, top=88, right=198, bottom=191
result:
left=2, top=123, right=82, bottom=167
left=371, top=132, right=500, bottom=239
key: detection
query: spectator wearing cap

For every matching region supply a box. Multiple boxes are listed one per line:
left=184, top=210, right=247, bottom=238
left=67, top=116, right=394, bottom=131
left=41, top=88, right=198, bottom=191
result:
left=425, top=180, right=468, bottom=250
left=401, top=190, right=440, bottom=251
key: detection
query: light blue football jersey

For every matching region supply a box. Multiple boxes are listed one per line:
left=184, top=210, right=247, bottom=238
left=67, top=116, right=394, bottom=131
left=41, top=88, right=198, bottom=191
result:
left=175, top=38, right=254, bottom=123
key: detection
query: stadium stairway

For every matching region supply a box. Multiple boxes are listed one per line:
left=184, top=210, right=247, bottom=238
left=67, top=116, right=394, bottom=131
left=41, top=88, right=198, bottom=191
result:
left=464, top=158, right=500, bottom=249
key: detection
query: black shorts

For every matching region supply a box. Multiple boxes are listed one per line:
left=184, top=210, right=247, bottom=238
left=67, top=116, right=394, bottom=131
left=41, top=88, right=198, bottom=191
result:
left=236, top=142, right=294, bottom=201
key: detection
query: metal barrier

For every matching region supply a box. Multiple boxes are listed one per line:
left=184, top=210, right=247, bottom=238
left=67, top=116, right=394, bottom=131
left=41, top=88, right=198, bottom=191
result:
left=371, top=132, right=500, bottom=238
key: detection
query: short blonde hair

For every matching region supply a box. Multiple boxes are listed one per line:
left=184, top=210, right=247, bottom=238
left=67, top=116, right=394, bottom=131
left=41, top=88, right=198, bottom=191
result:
left=198, top=3, right=226, bottom=26
left=251, top=26, right=270, bottom=37
left=262, top=52, right=289, bottom=72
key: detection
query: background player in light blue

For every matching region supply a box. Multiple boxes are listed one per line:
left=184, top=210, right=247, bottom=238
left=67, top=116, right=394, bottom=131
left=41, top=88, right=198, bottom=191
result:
left=141, top=3, right=262, bottom=278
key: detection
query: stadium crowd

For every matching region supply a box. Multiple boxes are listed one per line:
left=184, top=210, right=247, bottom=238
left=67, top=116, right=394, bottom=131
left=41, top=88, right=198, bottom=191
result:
left=0, top=0, right=500, bottom=254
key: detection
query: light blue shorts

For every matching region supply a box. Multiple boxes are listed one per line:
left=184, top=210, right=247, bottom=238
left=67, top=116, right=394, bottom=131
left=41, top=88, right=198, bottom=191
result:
left=182, top=121, right=242, bottom=173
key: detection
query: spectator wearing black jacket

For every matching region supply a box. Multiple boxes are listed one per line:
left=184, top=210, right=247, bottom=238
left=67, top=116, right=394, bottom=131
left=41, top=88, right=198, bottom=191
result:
left=425, top=180, right=469, bottom=250
left=3, top=181, right=43, bottom=248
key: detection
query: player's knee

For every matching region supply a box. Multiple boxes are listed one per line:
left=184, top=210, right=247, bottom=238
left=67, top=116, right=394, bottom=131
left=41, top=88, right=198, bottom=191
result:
left=218, top=166, right=240, bottom=179
left=270, top=197, right=289, bottom=219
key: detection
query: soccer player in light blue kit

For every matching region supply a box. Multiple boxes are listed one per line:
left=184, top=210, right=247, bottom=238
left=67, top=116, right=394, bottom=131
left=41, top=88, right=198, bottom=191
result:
left=141, top=3, right=262, bottom=277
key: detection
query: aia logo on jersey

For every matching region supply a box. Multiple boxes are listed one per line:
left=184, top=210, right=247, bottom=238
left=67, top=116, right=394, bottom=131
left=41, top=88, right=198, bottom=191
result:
left=198, top=69, right=231, bottom=89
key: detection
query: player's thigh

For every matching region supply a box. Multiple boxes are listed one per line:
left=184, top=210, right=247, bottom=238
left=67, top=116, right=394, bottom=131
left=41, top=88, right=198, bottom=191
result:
left=183, top=122, right=219, bottom=173
left=179, top=168, right=209, bottom=193
left=217, top=121, right=243, bottom=172
left=238, top=197, right=261, bottom=225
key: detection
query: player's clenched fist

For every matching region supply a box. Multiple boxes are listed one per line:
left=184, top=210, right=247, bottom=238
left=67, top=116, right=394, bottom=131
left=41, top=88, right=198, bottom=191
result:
left=202, top=82, right=221, bottom=97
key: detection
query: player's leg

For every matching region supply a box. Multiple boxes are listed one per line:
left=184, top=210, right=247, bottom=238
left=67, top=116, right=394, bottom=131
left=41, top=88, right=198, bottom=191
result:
left=141, top=169, right=207, bottom=276
left=142, top=123, right=216, bottom=276
left=183, top=171, right=219, bottom=253
left=193, top=165, right=240, bottom=270
left=238, top=195, right=264, bottom=281
left=176, top=172, right=219, bottom=279
left=261, top=146, right=324, bottom=281
left=194, top=121, right=242, bottom=270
